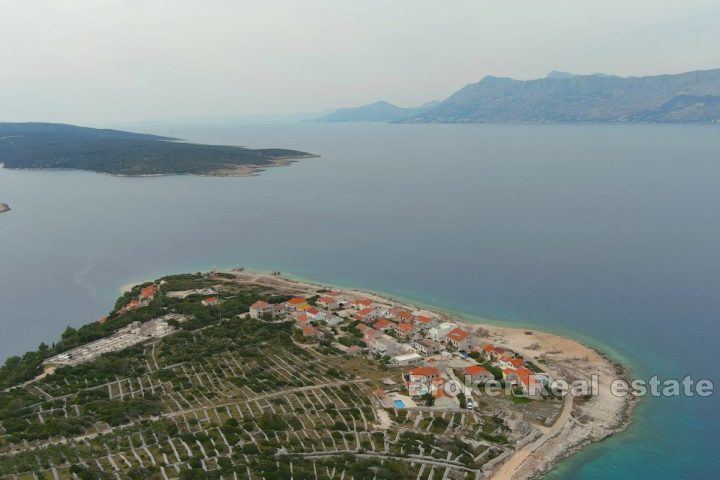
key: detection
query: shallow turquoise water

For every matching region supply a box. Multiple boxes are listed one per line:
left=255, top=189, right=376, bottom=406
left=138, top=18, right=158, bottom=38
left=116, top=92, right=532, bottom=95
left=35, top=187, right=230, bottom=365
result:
left=1, top=123, right=718, bottom=477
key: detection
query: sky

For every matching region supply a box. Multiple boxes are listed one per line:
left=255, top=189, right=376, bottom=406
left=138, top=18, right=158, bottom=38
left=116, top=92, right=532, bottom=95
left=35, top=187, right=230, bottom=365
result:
left=1, top=0, right=719, bottom=125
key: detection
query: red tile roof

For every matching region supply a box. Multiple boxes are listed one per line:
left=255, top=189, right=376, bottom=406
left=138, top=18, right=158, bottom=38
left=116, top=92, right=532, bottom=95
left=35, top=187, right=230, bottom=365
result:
left=251, top=300, right=271, bottom=309
left=510, top=358, right=525, bottom=368
left=307, top=307, right=320, bottom=315
left=396, top=323, right=414, bottom=333
left=395, top=310, right=412, bottom=320
left=354, top=307, right=375, bottom=319
left=374, top=318, right=393, bottom=329
left=302, top=325, right=317, bottom=336
left=446, top=328, right=470, bottom=342
left=465, top=365, right=490, bottom=376
left=515, top=367, right=533, bottom=387
left=287, top=297, right=307, bottom=305
left=414, top=315, right=433, bottom=324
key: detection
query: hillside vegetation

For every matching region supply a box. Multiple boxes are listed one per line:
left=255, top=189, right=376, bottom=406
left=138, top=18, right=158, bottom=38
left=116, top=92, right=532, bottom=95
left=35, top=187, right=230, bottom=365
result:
left=0, top=123, right=314, bottom=176
left=0, top=273, right=509, bottom=479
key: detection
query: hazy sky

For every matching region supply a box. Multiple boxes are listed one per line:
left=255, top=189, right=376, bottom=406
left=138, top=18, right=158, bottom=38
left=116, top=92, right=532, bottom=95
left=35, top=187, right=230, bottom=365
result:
left=1, top=0, right=719, bottom=124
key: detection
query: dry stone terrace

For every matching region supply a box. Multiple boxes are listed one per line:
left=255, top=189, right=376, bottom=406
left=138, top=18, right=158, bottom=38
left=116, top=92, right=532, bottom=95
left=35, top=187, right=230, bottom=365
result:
left=0, top=272, right=553, bottom=479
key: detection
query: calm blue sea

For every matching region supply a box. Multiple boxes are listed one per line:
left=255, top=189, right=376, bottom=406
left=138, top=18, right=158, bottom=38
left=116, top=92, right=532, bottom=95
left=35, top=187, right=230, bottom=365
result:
left=1, top=123, right=718, bottom=478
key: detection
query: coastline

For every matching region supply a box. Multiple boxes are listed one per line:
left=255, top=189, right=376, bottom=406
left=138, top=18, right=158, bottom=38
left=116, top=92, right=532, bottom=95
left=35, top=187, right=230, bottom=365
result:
left=221, top=268, right=637, bottom=479
left=0, top=154, right=320, bottom=179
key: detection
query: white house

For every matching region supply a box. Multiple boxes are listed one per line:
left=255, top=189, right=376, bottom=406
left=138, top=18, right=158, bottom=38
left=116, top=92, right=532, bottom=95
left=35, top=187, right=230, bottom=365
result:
left=371, top=336, right=401, bottom=357
left=445, top=328, right=472, bottom=351
left=388, top=353, right=423, bottom=367
left=412, top=339, right=443, bottom=356
left=406, top=366, right=441, bottom=396
left=249, top=300, right=274, bottom=319
left=428, top=322, right=457, bottom=342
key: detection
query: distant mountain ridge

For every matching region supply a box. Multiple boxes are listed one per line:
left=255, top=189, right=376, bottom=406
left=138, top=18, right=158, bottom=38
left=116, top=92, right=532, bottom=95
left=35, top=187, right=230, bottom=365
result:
left=316, top=100, right=439, bottom=123
left=403, top=69, right=720, bottom=124
left=320, top=69, right=720, bottom=124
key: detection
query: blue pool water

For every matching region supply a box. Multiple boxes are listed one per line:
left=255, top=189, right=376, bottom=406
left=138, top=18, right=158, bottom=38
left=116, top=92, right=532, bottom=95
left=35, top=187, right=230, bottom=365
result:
left=394, top=400, right=406, bottom=409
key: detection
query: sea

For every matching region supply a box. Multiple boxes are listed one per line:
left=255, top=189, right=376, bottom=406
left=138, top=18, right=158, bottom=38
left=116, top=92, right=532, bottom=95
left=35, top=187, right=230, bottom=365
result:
left=0, top=123, right=718, bottom=478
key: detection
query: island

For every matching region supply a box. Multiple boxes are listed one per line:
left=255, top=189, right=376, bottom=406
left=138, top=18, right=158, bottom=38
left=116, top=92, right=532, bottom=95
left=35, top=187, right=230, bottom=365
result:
left=0, top=203, right=8, bottom=214
left=0, top=123, right=317, bottom=177
left=0, top=270, right=635, bottom=479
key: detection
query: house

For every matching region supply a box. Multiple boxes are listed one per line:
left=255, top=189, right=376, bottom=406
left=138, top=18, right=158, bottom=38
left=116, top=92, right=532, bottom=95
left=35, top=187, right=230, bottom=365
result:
left=354, top=307, right=381, bottom=322
left=351, top=299, right=373, bottom=310
left=373, top=318, right=394, bottom=331
left=413, top=315, right=437, bottom=330
left=393, top=322, right=416, bottom=339
left=464, top=365, right=494, bottom=384
left=483, top=344, right=509, bottom=361
left=499, top=357, right=525, bottom=370
left=408, top=366, right=441, bottom=383
left=306, top=307, right=321, bottom=319
left=412, top=339, right=443, bottom=356
left=371, top=336, right=401, bottom=357
left=301, top=325, right=322, bottom=339
left=428, top=322, right=457, bottom=342
left=295, top=313, right=310, bottom=326
left=140, top=285, right=158, bottom=300
left=388, top=353, right=423, bottom=367
left=286, top=297, right=308, bottom=310
left=201, top=297, right=218, bottom=307
left=514, top=367, right=542, bottom=395
left=445, top=328, right=472, bottom=351
left=407, top=366, right=442, bottom=395
left=388, top=309, right=412, bottom=322
left=324, top=315, right=344, bottom=327
left=249, top=300, right=273, bottom=319
left=317, top=296, right=340, bottom=310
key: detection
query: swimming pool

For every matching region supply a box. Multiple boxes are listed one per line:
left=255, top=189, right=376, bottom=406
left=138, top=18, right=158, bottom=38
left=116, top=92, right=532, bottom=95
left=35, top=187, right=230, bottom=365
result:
left=394, top=399, right=406, bottom=409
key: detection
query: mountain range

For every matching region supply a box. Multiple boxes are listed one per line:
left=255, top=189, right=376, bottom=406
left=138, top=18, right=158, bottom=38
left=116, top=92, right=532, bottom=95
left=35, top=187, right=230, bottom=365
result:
left=318, top=69, right=720, bottom=124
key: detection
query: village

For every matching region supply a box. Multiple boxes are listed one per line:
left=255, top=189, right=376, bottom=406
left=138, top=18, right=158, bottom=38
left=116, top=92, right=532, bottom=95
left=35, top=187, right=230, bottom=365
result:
left=247, top=289, right=554, bottom=414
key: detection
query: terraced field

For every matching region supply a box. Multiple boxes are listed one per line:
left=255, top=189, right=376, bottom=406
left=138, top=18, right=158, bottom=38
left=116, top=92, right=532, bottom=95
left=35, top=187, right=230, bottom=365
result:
left=0, top=275, right=511, bottom=479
